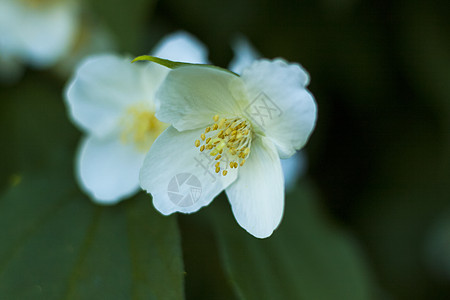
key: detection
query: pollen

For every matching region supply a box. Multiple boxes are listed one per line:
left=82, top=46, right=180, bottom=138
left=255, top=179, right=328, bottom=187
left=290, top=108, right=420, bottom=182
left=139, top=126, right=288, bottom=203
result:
left=120, top=103, right=167, bottom=152
left=194, top=114, right=252, bottom=176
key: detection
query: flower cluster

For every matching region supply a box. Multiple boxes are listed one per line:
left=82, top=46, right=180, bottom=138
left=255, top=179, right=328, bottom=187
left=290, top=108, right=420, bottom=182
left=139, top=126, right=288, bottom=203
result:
left=64, top=31, right=208, bottom=203
left=65, top=33, right=317, bottom=238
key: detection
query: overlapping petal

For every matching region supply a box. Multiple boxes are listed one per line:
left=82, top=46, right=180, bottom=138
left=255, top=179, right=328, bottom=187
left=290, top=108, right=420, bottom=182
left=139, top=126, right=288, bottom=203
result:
left=140, top=126, right=238, bottom=215
left=77, top=135, right=145, bottom=204
left=152, top=31, right=208, bottom=64
left=65, top=54, right=152, bottom=138
left=228, top=35, right=260, bottom=74
left=155, top=66, right=248, bottom=131
left=225, top=137, right=284, bottom=238
left=281, top=152, right=307, bottom=191
left=241, top=58, right=317, bottom=158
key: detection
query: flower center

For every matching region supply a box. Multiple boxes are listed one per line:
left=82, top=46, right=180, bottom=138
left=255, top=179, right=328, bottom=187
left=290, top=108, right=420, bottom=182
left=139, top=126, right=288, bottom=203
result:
left=195, top=114, right=252, bottom=176
left=120, top=104, right=167, bottom=152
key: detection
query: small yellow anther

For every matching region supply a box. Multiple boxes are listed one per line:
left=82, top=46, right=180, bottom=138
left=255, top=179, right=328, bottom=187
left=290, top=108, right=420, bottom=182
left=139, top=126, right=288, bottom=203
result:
left=240, top=159, right=245, bottom=166
left=215, top=162, right=220, bottom=168
left=210, top=149, right=219, bottom=156
left=213, top=114, right=219, bottom=122
left=222, top=170, right=228, bottom=176
left=200, top=145, right=205, bottom=152
left=215, top=155, right=222, bottom=160
left=212, top=124, right=218, bottom=130
left=215, top=167, right=220, bottom=173
left=234, top=162, right=238, bottom=168
left=201, top=133, right=206, bottom=140
left=207, top=144, right=213, bottom=150
left=205, top=127, right=211, bottom=133
left=195, top=140, right=200, bottom=147
left=206, top=137, right=211, bottom=144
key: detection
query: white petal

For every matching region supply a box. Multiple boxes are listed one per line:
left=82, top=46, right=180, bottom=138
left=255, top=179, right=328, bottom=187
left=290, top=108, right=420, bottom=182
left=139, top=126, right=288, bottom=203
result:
left=10, top=1, right=79, bottom=67
left=77, top=135, right=145, bottom=204
left=225, top=137, right=284, bottom=238
left=241, top=58, right=317, bottom=158
left=281, top=151, right=307, bottom=191
left=156, top=66, right=247, bottom=131
left=65, top=54, right=155, bottom=138
left=152, top=31, right=209, bottom=64
left=140, top=126, right=238, bottom=215
left=228, top=35, right=260, bottom=74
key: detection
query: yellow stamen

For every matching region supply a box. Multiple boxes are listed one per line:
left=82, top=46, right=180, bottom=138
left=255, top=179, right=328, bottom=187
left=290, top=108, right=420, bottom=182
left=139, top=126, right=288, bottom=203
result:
left=218, top=119, right=225, bottom=128
left=120, top=103, right=167, bottom=152
left=194, top=114, right=253, bottom=176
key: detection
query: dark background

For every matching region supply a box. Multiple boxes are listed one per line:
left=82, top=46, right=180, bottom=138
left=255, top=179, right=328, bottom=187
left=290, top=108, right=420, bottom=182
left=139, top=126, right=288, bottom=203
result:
left=1, top=0, right=449, bottom=299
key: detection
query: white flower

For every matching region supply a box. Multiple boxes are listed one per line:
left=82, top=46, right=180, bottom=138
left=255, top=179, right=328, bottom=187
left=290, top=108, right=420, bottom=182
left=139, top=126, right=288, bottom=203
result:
left=0, top=0, right=79, bottom=69
left=229, top=35, right=308, bottom=191
left=64, top=31, right=208, bottom=204
left=140, top=58, right=317, bottom=238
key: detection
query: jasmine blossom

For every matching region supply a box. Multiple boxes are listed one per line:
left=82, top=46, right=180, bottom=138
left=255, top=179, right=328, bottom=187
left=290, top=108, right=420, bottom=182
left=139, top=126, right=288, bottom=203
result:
left=140, top=58, right=317, bottom=238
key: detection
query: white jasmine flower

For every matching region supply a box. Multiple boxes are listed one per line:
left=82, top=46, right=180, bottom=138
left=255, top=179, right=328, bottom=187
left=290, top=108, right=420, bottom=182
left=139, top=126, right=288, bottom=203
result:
left=229, top=35, right=308, bottom=191
left=64, top=31, right=208, bottom=204
left=140, top=58, right=317, bottom=238
left=0, top=0, right=79, bottom=69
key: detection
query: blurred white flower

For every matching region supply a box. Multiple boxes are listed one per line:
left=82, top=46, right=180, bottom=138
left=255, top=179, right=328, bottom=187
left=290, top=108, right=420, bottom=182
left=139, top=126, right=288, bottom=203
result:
left=140, top=58, right=317, bottom=238
left=229, top=35, right=308, bottom=191
left=0, top=0, right=79, bottom=70
left=64, top=31, right=208, bottom=204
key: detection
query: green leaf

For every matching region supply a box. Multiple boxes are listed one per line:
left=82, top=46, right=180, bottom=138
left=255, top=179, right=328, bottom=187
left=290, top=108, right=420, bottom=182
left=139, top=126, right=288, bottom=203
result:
left=132, top=55, right=239, bottom=76
left=211, top=183, right=376, bottom=300
left=0, top=72, right=184, bottom=299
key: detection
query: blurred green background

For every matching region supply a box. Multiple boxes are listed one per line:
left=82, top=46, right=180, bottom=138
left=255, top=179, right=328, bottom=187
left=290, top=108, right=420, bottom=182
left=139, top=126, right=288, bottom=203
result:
left=1, top=0, right=449, bottom=299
